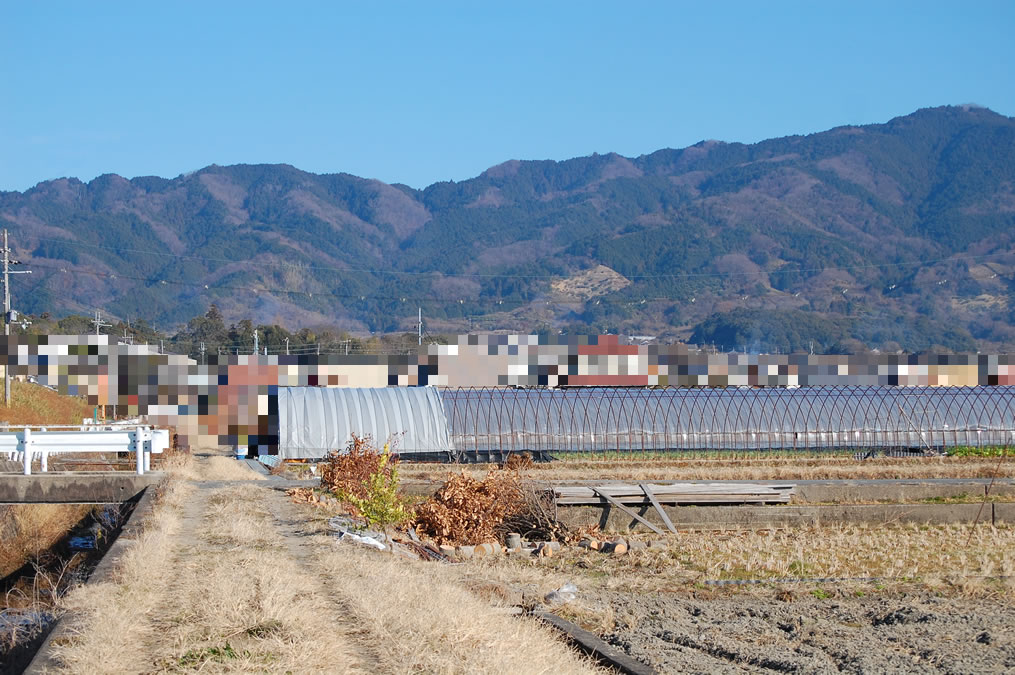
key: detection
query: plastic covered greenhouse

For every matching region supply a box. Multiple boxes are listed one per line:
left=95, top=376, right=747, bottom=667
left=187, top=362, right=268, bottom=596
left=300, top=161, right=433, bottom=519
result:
left=275, top=386, right=1015, bottom=462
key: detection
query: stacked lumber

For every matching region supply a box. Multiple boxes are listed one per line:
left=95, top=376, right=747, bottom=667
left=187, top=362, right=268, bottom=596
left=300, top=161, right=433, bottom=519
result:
left=553, top=482, right=795, bottom=506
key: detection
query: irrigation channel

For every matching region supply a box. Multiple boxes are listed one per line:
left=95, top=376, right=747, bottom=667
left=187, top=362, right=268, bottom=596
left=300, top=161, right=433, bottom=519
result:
left=0, top=499, right=139, bottom=674
left=440, top=386, right=1015, bottom=460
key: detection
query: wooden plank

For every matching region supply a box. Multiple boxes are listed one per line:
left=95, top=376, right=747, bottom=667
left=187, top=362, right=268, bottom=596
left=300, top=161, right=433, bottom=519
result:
left=555, top=491, right=793, bottom=501
left=639, top=482, right=677, bottom=534
left=533, top=611, right=657, bottom=675
left=553, top=483, right=796, bottom=499
left=555, top=491, right=794, bottom=505
left=590, top=486, right=665, bottom=535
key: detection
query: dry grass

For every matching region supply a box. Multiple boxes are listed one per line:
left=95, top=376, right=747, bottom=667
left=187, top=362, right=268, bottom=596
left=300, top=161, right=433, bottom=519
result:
left=311, top=537, right=603, bottom=673
left=49, top=462, right=597, bottom=674
left=400, top=455, right=1015, bottom=483
left=164, top=453, right=265, bottom=482
left=0, top=380, right=93, bottom=426
left=141, top=484, right=370, bottom=673
left=51, top=478, right=193, bottom=672
left=0, top=504, right=94, bottom=578
left=53, top=482, right=368, bottom=673
left=456, top=522, right=1015, bottom=604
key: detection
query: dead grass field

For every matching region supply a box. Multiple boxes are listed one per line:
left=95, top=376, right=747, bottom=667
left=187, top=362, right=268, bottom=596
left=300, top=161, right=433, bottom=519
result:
left=0, top=380, right=93, bottom=426
left=452, top=523, right=1015, bottom=603
left=399, top=454, right=1015, bottom=483
left=47, top=455, right=602, bottom=674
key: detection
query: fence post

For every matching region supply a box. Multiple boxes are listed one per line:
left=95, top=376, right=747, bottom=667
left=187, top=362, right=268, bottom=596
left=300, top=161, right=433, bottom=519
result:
left=134, top=426, right=144, bottom=476
left=22, top=427, right=31, bottom=476
left=143, top=427, right=152, bottom=472
left=40, top=427, right=48, bottom=472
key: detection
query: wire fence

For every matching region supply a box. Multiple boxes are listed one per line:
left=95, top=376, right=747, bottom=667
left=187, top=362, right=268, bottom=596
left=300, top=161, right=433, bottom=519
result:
left=440, top=386, right=1015, bottom=458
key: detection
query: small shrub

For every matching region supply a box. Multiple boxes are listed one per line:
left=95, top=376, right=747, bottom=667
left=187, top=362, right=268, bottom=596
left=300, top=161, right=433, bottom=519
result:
left=321, top=435, right=409, bottom=527
left=341, top=446, right=409, bottom=526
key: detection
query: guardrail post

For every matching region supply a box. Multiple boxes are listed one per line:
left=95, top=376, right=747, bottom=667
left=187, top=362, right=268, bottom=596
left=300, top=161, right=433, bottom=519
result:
left=40, top=427, right=48, bottom=472
left=143, top=427, right=152, bottom=472
left=22, top=427, right=32, bottom=476
left=134, top=426, right=144, bottom=476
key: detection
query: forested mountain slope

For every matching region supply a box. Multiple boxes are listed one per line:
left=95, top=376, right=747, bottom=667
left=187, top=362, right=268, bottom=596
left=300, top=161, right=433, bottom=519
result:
left=2, top=105, right=1014, bottom=352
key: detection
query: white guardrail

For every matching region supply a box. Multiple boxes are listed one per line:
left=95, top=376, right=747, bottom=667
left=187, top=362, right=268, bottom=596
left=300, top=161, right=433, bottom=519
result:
left=1, top=425, right=170, bottom=476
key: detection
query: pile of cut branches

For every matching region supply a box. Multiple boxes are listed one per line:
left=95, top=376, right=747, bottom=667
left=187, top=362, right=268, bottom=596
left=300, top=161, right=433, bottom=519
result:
left=320, top=434, right=384, bottom=501
left=414, top=469, right=526, bottom=546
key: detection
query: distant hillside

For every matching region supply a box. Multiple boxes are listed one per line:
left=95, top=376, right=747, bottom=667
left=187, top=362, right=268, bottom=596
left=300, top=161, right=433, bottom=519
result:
left=2, top=105, right=1014, bottom=352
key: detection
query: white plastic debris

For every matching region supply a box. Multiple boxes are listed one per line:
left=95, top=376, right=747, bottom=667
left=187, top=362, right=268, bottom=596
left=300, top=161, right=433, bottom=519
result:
left=544, top=582, right=578, bottom=605
left=328, top=515, right=387, bottom=550
left=337, top=531, right=386, bottom=550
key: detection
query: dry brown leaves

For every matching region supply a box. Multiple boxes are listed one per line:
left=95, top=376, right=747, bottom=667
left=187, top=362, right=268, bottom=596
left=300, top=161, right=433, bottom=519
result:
left=501, top=452, right=535, bottom=471
left=286, top=487, right=318, bottom=504
left=320, top=434, right=394, bottom=501
left=414, top=469, right=526, bottom=546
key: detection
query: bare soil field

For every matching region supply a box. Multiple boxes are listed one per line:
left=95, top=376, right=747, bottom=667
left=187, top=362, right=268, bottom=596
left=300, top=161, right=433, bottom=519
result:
left=584, top=589, right=1015, bottom=673
left=447, top=524, right=1015, bottom=674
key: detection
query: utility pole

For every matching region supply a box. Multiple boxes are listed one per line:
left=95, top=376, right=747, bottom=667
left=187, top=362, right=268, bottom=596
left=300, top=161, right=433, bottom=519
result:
left=91, top=310, right=111, bottom=336
left=3, top=230, right=32, bottom=406
left=200, top=341, right=206, bottom=364
left=253, top=330, right=259, bottom=355
left=417, top=307, right=422, bottom=346
left=284, top=337, right=289, bottom=355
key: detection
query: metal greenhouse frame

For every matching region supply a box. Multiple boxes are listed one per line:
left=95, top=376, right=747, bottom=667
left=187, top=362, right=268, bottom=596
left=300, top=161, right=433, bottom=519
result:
left=440, top=386, right=1015, bottom=461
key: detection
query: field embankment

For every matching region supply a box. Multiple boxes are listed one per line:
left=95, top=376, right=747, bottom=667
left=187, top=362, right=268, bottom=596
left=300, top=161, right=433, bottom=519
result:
left=0, top=380, right=93, bottom=427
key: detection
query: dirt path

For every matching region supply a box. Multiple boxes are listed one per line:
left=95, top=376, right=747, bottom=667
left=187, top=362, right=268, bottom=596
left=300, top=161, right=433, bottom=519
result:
left=44, top=453, right=599, bottom=674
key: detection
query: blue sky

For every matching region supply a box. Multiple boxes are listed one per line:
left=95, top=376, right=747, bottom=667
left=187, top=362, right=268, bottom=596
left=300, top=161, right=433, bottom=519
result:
left=2, top=1, right=1013, bottom=192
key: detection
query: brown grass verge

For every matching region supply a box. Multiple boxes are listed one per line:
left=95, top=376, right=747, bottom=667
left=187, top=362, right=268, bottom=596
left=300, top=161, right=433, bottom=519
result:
left=310, top=534, right=603, bottom=673
left=50, top=478, right=193, bottom=672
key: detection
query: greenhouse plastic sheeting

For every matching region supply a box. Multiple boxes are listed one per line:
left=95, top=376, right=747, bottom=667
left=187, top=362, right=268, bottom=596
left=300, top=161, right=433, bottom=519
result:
left=277, top=387, right=453, bottom=459
left=442, top=386, right=1015, bottom=454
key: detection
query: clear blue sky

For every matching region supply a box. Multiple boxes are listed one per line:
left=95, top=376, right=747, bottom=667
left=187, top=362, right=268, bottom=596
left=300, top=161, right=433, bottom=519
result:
left=2, top=1, right=1013, bottom=192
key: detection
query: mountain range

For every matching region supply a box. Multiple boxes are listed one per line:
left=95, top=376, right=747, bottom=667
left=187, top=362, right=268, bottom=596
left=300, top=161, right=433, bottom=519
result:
left=2, top=105, right=1014, bottom=353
